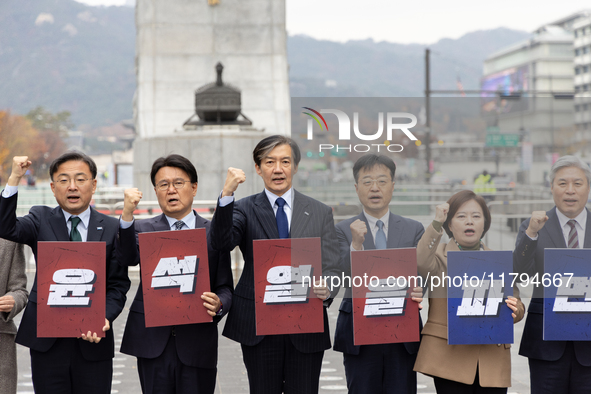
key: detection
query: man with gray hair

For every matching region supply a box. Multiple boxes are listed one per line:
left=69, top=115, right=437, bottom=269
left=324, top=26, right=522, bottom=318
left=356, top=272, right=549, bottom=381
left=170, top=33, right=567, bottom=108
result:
left=514, top=155, right=591, bottom=393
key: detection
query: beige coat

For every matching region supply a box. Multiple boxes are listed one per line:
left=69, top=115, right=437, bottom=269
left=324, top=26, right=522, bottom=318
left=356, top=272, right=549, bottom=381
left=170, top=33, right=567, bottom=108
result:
left=0, top=238, right=28, bottom=394
left=413, top=224, right=525, bottom=387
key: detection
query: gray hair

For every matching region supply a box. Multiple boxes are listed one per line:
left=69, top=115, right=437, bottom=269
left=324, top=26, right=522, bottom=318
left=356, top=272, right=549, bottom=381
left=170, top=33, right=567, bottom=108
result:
left=548, top=155, right=591, bottom=185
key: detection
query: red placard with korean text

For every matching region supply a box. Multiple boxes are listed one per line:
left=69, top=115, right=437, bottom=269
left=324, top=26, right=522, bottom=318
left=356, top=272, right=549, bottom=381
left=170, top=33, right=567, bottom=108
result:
left=139, top=228, right=211, bottom=327
left=351, top=248, right=420, bottom=345
left=254, top=238, right=323, bottom=335
left=37, top=242, right=106, bottom=338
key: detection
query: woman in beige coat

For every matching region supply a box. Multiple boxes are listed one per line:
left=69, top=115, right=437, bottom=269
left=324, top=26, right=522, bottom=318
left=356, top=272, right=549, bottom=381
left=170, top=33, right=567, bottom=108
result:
left=0, top=239, right=28, bottom=394
left=414, top=190, right=525, bottom=393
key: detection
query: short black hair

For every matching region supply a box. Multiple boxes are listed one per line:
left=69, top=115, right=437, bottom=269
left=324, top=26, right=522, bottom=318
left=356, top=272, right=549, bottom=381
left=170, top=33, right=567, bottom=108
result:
left=252, top=135, right=301, bottom=167
left=353, top=154, right=396, bottom=183
left=49, top=151, right=97, bottom=181
left=150, top=154, right=198, bottom=186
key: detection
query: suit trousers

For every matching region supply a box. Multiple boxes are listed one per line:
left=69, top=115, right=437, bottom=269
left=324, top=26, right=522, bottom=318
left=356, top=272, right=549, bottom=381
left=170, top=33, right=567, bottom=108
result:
left=137, top=335, right=216, bottom=394
left=343, top=343, right=417, bottom=394
left=241, top=334, right=324, bottom=394
left=529, top=341, right=591, bottom=394
left=30, top=338, right=112, bottom=394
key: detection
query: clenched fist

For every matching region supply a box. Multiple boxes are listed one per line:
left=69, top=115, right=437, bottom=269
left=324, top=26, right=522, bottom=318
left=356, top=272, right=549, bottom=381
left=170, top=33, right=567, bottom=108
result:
left=526, top=211, right=548, bottom=238
left=222, top=167, right=246, bottom=197
left=434, top=203, right=449, bottom=224
left=350, top=219, right=368, bottom=251
left=122, top=188, right=143, bottom=222
left=8, top=156, right=32, bottom=186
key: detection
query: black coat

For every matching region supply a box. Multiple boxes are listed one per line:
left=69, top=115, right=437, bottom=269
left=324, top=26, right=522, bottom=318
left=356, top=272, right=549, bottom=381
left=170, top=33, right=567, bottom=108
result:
left=115, top=211, right=233, bottom=368
left=0, top=192, right=130, bottom=361
left=210, top=189, right=341, bottom=353
left=513, top=206, right=591, bottom=366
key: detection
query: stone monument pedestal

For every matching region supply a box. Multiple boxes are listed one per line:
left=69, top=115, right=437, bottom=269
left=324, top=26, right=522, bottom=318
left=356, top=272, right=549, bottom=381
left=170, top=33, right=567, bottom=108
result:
left=133, top=126, right=265, bottom=201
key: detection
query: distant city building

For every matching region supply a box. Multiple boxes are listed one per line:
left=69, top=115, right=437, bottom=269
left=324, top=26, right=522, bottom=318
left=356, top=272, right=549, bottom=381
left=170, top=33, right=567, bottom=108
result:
left=574, top=14, right=591, bottom=138
left=482, top=22, right=576, bottom=159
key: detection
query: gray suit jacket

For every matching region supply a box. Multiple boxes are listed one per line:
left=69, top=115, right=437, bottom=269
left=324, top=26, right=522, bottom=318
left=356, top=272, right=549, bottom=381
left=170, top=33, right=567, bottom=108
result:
left=0, top=238, right=28, bottom=335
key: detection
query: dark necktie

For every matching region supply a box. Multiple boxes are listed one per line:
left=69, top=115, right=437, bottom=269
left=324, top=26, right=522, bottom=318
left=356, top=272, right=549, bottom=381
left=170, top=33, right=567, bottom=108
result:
left=69, top=216, right=82, bottom=242
left=375, top=220, right=387, bottom=250
left=567, top=219, right=579, bottom=249
left=276, top=197, right=289, bottom=239
left=173, top=220, right=185, bottom=231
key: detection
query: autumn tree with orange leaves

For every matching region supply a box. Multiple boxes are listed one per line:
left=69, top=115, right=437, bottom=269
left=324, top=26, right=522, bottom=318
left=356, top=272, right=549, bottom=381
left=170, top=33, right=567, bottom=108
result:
left=0, top=108, right=67, bottom=181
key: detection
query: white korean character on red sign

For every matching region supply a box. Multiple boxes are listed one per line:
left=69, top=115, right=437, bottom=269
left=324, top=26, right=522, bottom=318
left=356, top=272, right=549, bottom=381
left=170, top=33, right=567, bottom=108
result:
left=47, top=268, right=96, bottom=307
left=263, top=265, right=313, bottom=304
left=151, top=255, right=199, bottom=294
left=363, top=278, right=407, bottom=317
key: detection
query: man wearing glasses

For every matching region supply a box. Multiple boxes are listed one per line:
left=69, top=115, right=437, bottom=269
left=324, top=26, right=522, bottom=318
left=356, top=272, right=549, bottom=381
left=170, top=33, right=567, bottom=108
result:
left=0, top=152, right=130, bottom=394
left=117, top=154, right=233, bottom=394
left=333, top=154, right=424, bottom=394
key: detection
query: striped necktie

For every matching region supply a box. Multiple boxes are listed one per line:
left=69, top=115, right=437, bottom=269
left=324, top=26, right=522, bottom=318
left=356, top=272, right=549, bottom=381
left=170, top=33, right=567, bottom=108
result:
left=567, top=220, right=579, bottom=249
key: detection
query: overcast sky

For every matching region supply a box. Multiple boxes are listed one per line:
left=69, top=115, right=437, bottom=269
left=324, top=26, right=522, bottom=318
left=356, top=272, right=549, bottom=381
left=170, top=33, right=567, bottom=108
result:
left=75, top=0, right=591, bottom=45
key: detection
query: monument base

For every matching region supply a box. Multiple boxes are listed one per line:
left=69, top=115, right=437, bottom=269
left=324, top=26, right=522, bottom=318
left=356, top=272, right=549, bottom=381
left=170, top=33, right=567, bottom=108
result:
left=133, top=125, right=265, bottom=202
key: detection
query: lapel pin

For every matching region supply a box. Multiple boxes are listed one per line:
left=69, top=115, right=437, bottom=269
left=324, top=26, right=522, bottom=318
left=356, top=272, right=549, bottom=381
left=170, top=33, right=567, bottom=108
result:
left=304, top=212, right=309, bottom=216
left=97, top=227, right=103, bottom=231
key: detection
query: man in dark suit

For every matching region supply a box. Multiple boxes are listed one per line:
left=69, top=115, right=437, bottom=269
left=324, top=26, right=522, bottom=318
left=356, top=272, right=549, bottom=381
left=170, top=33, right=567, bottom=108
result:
left=0, top=153, right=130, bottom=394
left=514, top=155, right=591, bottom=394
left=333, top=154, right=424, bottom=394
left=116, top=154, right=233, bottom=394
left=210, top=135, right=341, bottom=394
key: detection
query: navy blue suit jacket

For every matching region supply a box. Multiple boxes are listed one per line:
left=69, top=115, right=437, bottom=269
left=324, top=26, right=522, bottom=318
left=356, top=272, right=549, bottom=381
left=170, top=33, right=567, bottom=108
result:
left=513, top=206, right=591, bottom=366
left=0, top=192, right=130, bottom=361
left=333, top=212, right=424, bottom=355
left=210, top=190, right=341, bottom=353
left=116, top=212, right=233, bottom=368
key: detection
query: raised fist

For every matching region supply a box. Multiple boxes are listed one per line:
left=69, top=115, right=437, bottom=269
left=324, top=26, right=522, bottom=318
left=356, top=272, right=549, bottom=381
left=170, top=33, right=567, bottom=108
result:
left=434, top=203, right=449, bottom=224
left=8, top=156, right=32, bottom=186
left=526, top=211, right=548, bottom=238
left=222, top=167, right=246, bottom=197
left=350, top=219, right=368, bottom=251
left=122, top=188, right=143, bottom=221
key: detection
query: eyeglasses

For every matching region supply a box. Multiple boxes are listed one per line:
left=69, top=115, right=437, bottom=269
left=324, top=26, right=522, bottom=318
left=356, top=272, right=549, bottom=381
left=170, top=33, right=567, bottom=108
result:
left=156, top=179, right=192, bottom=191
left=359, top=179, right=391, bottom=188
left=54, top=177, right=91, bottom=187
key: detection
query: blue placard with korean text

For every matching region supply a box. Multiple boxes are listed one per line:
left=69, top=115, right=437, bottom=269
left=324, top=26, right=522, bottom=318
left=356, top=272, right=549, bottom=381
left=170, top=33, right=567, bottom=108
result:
left=447, top=250, right=514, bottom=345
left=544, top=249, right=591, bottom=341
